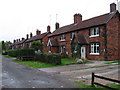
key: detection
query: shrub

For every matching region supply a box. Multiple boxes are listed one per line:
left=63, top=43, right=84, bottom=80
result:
left=2, top=50, right=8, bottom=55
left=7, top=49, right=18, bottom=57
left=35, top=53, right=61, bottom=65
left=61, top=52, right=68, bottom=58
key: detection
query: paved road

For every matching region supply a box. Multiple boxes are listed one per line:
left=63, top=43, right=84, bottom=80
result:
left=1, top=55, right=76, bottom=88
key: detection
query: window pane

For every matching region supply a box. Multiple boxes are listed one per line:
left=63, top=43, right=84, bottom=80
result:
left=96, top=27, right=99, bottom=35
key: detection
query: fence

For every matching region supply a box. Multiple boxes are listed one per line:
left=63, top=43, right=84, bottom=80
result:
left=91, top=72, right=120, bottom=90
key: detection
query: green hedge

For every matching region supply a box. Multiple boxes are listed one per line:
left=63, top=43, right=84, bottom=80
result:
left=7, top=48, right=35, bottom=59
left=35, top=53, right=61, bottom=65
left=2, top=51, right=8, bottom=55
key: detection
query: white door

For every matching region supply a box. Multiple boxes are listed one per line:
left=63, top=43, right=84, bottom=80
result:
left=81, top=46, right=86, bottom=58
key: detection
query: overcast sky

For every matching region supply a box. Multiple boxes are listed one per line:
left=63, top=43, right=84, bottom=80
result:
left=0, top=0, right=119, bottom=42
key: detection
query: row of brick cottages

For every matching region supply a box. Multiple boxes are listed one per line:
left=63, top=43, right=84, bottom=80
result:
left=11, top=3, right=120, bottom=61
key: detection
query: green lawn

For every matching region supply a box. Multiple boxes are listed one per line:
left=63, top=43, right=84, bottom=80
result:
left=3, top=55, right=16, bottom=59
left=75, top=82, right=120, bottom=89
left=12, top=58, right=78, bottom=68
left=4, top=55, right=91, bottom=68
left=105, top=61, right=120, bottom=64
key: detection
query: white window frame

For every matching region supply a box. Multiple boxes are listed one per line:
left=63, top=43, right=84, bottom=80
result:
left=70, top=32, right=76, bottom=40
left=60, top=45, right=66, bottom=53
left=90, top=43, right=100, bottom=55
left=90, top=27, right=100, bottom=37
left=60, top=35, right=66, bottom=41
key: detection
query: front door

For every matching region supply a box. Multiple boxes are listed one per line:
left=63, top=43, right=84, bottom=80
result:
left=81, top=46, right=86, bottom=58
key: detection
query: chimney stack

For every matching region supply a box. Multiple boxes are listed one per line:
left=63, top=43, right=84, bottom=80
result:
left=110, top=3, right=116, bottom=12
left=74, top=13, right=82, bottom=24
left=55, top=22, right=59, bottom=29
left=13, top=40, right=16, bottom=43
left=47, top=25, right=51, bottom=33
left=36, top=29, right=41, bottom=35
left=22, top=38, right=25, bottom=40
left=39, top=31, right=41, bottom=35
left=26, top=34, right=29, bottom=39
left=30, top=32, right=33, bottom=38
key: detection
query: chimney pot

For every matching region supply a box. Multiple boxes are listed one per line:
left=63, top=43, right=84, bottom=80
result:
left=30, top=32, right=33, bottom=38
left=55, top=22, right=59, bottom=29
left=26, top=34, right=29, bottom=39
left=110, top=3, right=116, bottom=12
left=13, top=40, right=16, bottom=43
left=36, top=29, right=41, bottom=35
left=22, top=38, right=25, bottom=40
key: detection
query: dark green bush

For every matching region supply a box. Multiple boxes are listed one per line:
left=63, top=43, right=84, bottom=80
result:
left=2, top=51, right=8, bottom=55
left=18, top=48, right=35, bottom=57
left=35, top=53, right=61, bottom=65
left=7, top=48, right=35, bottom=60
left=7, top=49, right=17, bottom=57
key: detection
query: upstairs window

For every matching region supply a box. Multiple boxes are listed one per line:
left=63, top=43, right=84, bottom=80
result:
left=70, top=32, right=76, bottom=40
left=60, top=34, right=66, bottom=41
left=90, top=42, right=100, bottom=55
left=90, top=27, right=100, bottom=37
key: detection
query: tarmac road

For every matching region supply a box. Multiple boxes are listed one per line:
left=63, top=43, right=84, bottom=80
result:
left=1, top=55, right=76, bottom=88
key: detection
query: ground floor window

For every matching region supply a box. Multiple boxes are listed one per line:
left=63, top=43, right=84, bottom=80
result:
left=60, top=45, right=66, bottom=53
left=90, top=42, right=100, bottom=55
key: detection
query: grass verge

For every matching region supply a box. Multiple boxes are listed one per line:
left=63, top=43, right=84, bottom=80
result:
left=3, top=55, right=15, bottom=59
left=75, top=81, right=120, bottom=89
left=104, top=61, right=120, bottom=64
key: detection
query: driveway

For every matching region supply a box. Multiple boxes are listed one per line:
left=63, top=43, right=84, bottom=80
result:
left=1, top=55, right=76, bottom=88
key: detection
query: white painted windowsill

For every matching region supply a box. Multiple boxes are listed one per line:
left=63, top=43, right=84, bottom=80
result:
left=60, top=40, right=65, bottom=41
left=90, top=53, right=100, bottom=55
left=89, top=35, right=99, bottom=38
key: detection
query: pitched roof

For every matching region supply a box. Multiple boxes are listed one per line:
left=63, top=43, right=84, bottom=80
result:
left=49, top=11, right=118, bottom=37
left=25, top=32, right=48, bottom=43
left=76, top=34, right=89, bottom=44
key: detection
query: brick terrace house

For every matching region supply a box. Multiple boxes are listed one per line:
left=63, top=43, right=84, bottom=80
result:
left=12, top=25, right=51, bottom=53
left=47, top=3, right=120, bottom=61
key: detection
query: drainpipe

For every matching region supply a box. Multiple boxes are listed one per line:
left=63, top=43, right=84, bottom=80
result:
left=103, top=25, right=108, bottom=61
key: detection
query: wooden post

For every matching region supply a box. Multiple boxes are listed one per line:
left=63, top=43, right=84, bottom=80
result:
left=91, top=72, right=94, bottom=86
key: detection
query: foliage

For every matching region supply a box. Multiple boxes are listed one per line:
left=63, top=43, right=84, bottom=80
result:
left=35, top=53, right=61, bottom=65
left=13, top=59, right=62, bottom=68
left=2, top=41, right=6, bottom=50
left=7, top=48, right=35, bottom=60
left=61, top=52, right=68, bottom=58
left=31, top=41, right=43, bottom=52
left=7, top=49, right=18, bottom=57
left=2, top=51, right=8, bottom=55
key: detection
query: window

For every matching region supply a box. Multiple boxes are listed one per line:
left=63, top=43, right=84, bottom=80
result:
left=90, top=27, right=100, bottom=37
left=60, top=34, right=66, bottom=41
left=90, top=42, right=100, bottom=55
left=70, top=32, right=76, bottom=40
left=60, top=45, right=66, bottom=53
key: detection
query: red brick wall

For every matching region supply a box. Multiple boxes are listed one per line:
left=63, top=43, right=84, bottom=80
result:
left=106, top=13, right=120, bottom=60
left=77, top=26, right=105, bottom=60
left=42, top=33, right=51, bottom=53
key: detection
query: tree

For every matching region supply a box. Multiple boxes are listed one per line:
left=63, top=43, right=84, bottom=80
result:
left=31, top=41, right=43, bottom=53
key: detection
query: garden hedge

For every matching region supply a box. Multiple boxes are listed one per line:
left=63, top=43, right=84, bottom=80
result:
left=35, top=53, right=61, bottom=65
left=7, top=48, right=35, bottom=59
